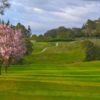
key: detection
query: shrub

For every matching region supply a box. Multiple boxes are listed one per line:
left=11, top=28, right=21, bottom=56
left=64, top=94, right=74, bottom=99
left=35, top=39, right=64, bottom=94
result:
left=82, top=40, right=97, bottom=61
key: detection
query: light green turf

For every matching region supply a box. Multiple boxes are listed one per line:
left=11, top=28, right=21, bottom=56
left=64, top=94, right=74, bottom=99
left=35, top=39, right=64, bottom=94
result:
left=24, top=41, right=85, bottom=64
left=0, top=41, right=100, bottom=100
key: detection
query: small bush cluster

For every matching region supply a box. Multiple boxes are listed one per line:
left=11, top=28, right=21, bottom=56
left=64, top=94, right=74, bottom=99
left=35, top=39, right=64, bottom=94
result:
left=82, top=40, right=100, bottom=61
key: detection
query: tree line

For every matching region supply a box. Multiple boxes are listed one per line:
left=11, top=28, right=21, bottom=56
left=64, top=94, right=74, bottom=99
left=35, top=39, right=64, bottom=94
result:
left=31, top=18, right=100, bottom=42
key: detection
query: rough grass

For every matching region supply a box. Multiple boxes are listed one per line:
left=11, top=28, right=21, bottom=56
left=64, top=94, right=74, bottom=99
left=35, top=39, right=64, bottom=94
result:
left=24, top=42, right=85, bottom=64
left=0, top=41, right=100, bottom=100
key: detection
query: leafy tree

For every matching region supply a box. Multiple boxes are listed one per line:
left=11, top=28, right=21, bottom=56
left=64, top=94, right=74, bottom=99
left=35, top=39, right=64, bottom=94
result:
left=82, top=40, right=100, bottom=61
left=72, top=28, right=83, bottom=37
left=16, top=23, right=32, bottom=38
left=15, top=23, right=33, bottom=55
left=44, top=26, right=75, bottom=40
left=44, top=29, right=58, bottom=38
left=27, top=25, right=32, bottom=37
left=0, top=0, right=10, bottom=15
left=82, top=40, right=95, bottom=61
left=0, top=24, right=26, bottom=74
left=25, top=38, right=33, bottom=54
left=31, top=34, right=38, bottom=41
left=6, top=20, right=10, bottom=26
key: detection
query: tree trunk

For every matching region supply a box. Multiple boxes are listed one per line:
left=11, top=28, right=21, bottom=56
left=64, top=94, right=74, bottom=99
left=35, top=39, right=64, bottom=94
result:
left=5, top=59, right=10, bottom=74
left=0, top=65, right=1, bottom=75
left=5, top=65, right=8, bottom=74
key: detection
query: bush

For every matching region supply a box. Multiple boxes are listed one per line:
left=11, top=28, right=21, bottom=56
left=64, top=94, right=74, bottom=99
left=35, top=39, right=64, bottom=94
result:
left=82, top=40, right=100, bottom=61
left=25, top=38, right=33, bottom=55
left=48, top=38, right=75, bottom=42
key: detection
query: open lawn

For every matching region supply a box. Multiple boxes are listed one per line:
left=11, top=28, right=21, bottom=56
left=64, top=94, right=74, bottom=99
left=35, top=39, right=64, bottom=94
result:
left=0, top=41, right=100, bottom=100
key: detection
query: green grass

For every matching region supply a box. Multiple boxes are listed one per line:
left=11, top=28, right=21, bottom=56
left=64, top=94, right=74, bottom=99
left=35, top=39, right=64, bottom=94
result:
left=24, top=42, right=85, bottom=64
left=0, top=40, right=100, bottom=100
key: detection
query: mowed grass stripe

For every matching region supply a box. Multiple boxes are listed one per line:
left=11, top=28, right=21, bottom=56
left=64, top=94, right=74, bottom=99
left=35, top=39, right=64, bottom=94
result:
left=0, top=77, right=100, bottom=87
left=6, top=69, right=100, bottom=76
left=0, top=80, right=100, bottom=100
left=1, top=74, right=100, bottom=83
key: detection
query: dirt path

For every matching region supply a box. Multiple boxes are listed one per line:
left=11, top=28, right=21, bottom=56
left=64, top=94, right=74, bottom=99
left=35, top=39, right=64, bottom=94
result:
left=40, top=48, right=47, bottom=53
left=40, top=42, right=59, bottom=54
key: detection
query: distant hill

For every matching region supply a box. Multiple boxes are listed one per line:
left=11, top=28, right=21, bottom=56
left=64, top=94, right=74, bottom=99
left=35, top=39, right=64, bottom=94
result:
left=44, top=18, right=100, bottom=38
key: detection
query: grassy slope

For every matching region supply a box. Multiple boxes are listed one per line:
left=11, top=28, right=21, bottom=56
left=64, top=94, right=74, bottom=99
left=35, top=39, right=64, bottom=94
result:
left=24, top=42, right=85, bottom=64
left=0, top=41, right=100, bottom=100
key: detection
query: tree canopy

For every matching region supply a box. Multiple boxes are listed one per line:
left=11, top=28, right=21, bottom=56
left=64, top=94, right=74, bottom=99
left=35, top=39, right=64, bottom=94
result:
left=0, top=0, right=10, bottom=15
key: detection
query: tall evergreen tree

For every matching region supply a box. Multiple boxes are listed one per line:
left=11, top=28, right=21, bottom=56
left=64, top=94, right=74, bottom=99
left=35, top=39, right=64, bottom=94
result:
left=27, top=25, right=32, bottom=37
left=6, top=20, right=10, bottom=26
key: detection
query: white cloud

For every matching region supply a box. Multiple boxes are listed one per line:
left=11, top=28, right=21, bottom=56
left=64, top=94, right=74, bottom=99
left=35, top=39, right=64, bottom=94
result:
left=33, top=7, right=45, bottom=13
left=51, top=3, right=100, bottom=21
left=3, top=0, right=100, bottom=34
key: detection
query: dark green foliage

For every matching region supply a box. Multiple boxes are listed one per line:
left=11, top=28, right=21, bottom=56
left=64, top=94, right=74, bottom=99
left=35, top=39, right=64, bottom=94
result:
left=81, top=19, right=100, bottom=37
left=44, top=29, right=58, bottom=38
left=48, top=38, right=75, bottom=42
left=0, top=0, right=10, bottom=15
left=27, top=25, right=32, bottom=37
left=41, top=18, right=100, bottom=42
left=35, top=26, right=76, bottom=42
left=72, top=28, right=83, bottom=37
left=25, top=38, right=33, bottom=55
left=15, top=23, right=31, bottom=38
left=82, top=40, right=100, bottom=61
left=34, top=35, right=52, bottom=42
left=6, top=20, right=10, bottom=26
left=44, top=26, right=74, bottom=39
left=82, top=40, right=95, bottom=61
left=15, top=23, right=33, bottom=55
left=0, top=19, right=10, bottom=25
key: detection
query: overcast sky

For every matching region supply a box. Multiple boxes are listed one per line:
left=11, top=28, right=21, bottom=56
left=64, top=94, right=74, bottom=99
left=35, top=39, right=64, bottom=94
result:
left=1, top=0, right=100, bottom=35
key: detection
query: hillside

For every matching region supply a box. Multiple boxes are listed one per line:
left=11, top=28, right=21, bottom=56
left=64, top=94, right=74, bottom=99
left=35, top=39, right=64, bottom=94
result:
left=24, top=41, right=85, bottom=64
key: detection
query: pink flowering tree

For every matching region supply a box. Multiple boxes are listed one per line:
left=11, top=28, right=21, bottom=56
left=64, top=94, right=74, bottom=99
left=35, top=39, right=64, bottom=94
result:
left=0, top=24, right=26, bottom=74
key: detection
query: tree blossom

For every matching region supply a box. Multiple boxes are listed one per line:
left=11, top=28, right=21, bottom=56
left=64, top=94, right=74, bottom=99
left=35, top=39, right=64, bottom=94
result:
left=0, top=24, right=26, bottom=74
